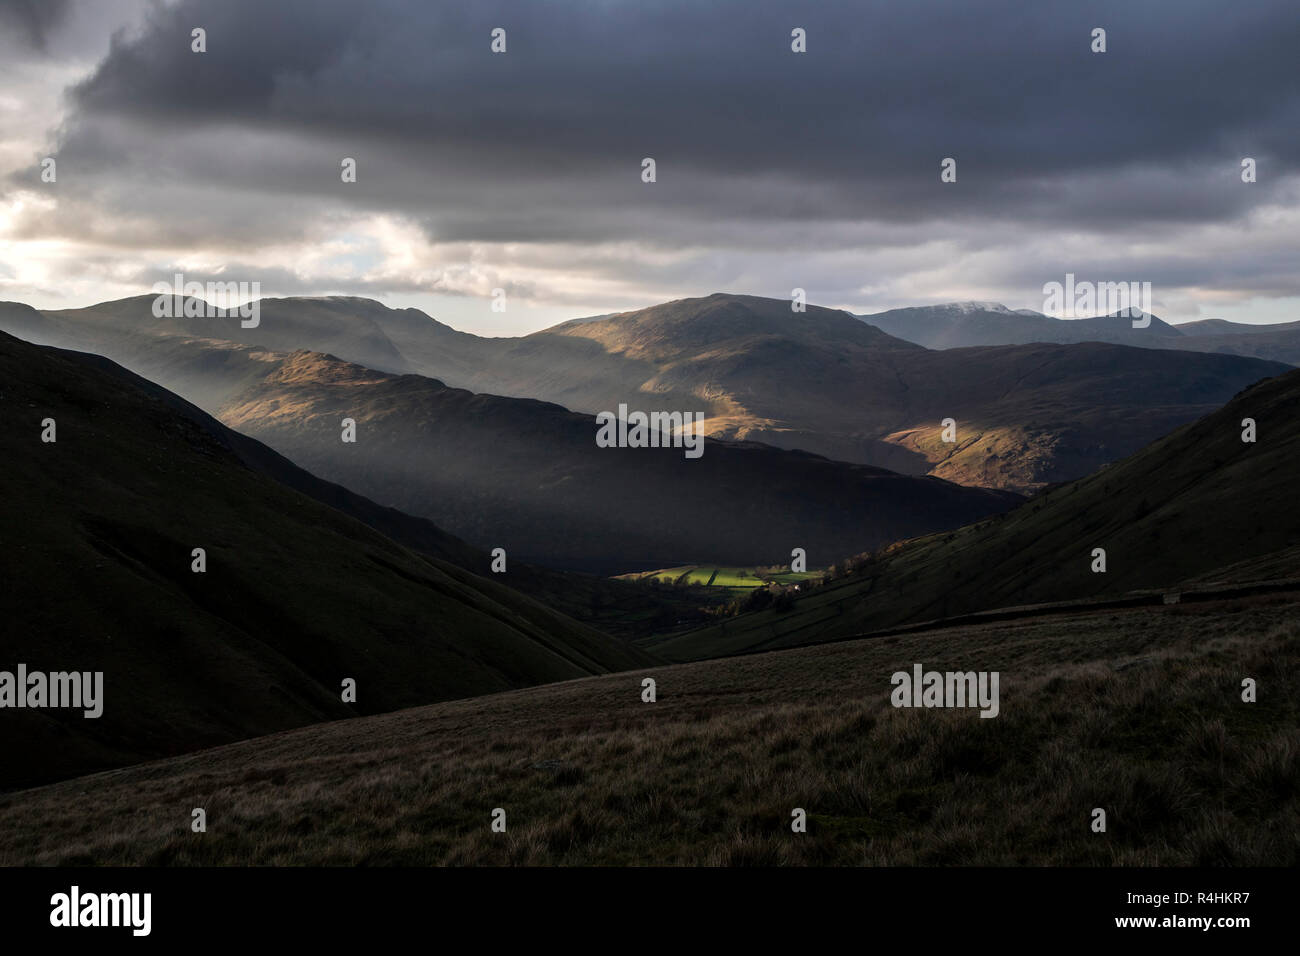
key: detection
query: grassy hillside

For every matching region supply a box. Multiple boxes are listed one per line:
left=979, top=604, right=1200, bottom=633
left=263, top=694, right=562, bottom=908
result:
left=650, top=367, right=1300, bottom=661
left=1, top=592, right=1294, bottom=865
left=0, top=331, right=652, bottom=788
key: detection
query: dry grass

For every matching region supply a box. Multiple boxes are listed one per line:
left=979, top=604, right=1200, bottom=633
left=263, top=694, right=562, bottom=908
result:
left=1, top=595, right=1296, bottom=866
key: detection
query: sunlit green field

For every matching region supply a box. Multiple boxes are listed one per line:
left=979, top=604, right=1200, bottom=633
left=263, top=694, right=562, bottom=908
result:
left=617, top=565, right=822, bottom=593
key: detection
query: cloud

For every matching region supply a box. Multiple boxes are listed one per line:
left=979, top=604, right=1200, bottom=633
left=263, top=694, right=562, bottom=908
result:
left=2, top=0, right=1299, bottom=327
left=0, top=0, right=72, bottom=51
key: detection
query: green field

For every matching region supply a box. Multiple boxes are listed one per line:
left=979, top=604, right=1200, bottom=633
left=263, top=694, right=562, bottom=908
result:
left=617, top=565, right=822, bottom=594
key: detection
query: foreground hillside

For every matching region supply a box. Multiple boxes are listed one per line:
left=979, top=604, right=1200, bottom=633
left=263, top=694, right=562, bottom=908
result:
left=17, top=293, right=1290, bottom=492
left=1, top=594, right=1293, bottom=865
left=650, top=367, right=1300, bottom=661
left=0, top=331, right=651, bottom=788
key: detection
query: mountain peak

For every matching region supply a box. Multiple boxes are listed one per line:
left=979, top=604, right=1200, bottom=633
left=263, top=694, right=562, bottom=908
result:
left=1094, top=309, right=1182, bottom=334
left=937, top=301, right=1016, bottom=314
left=546, top=292, right=921, bottom=359
left=273, top=350, right=395, bottom=386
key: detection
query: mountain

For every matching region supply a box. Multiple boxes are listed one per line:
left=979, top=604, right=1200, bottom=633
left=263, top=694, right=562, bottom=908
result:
left=857, top=302, right=1185, bottom=349
left=649, top=365, right=1300, bottom=661
left=41, top=294, right=422, bottom=374
left=13, top=292, right=1290, bottom=494
left=213, top=349, right=1023, bottom=574
left=11, top=332, right=710, bottom=636
left=501, top=296, right=1286, bottom=491
left=8, top=296, right=1027, bottom=573
left=1176, top=318, right=1300, bottom=335
left=1167, top=319, right=1300, bottom=366
left=0, top=330, right=653, bottom=788
left=860, top=302, right=1300, bottom=367
left=0, top=301, right=57, bottom=346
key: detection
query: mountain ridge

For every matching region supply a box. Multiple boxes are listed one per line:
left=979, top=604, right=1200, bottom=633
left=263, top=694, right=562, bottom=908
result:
left=8, top=291, right=1292, bottom=493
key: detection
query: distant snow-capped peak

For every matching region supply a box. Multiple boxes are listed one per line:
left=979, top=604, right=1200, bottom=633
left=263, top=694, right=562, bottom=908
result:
left=937, top=301, right=1015, bottom=314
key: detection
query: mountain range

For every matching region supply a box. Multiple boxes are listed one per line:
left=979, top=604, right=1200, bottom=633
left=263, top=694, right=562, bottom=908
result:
left=6, top=292, right=1291, bottom=495
left=857, top=301, right=1300, bottom=366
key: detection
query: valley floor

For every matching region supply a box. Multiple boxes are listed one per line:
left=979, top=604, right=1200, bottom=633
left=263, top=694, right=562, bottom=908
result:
left=2, top=594, right=1296, bottom=866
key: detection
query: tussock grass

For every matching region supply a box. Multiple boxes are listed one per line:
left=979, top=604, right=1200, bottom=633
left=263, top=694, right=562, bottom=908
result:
left=0, top=597, right=1295, bottom=866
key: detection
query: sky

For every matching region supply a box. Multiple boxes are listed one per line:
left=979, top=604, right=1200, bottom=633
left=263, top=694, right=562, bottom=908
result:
left=1, top=0, right=1298, bottom=336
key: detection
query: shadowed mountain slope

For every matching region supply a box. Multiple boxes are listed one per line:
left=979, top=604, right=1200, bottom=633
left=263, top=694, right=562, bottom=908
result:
left=214, top=349, right=1023, bottom=574
left=0, top=331, right=653, bottom=788
left=59, top=347, right=704, bottom=637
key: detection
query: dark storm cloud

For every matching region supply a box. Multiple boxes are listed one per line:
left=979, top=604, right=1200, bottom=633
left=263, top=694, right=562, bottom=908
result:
left=64, top=0, right=1300, bottom=186
left=0, top=0, right=72, bottom=50
left=10, top=0, right=1300, bottom=315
